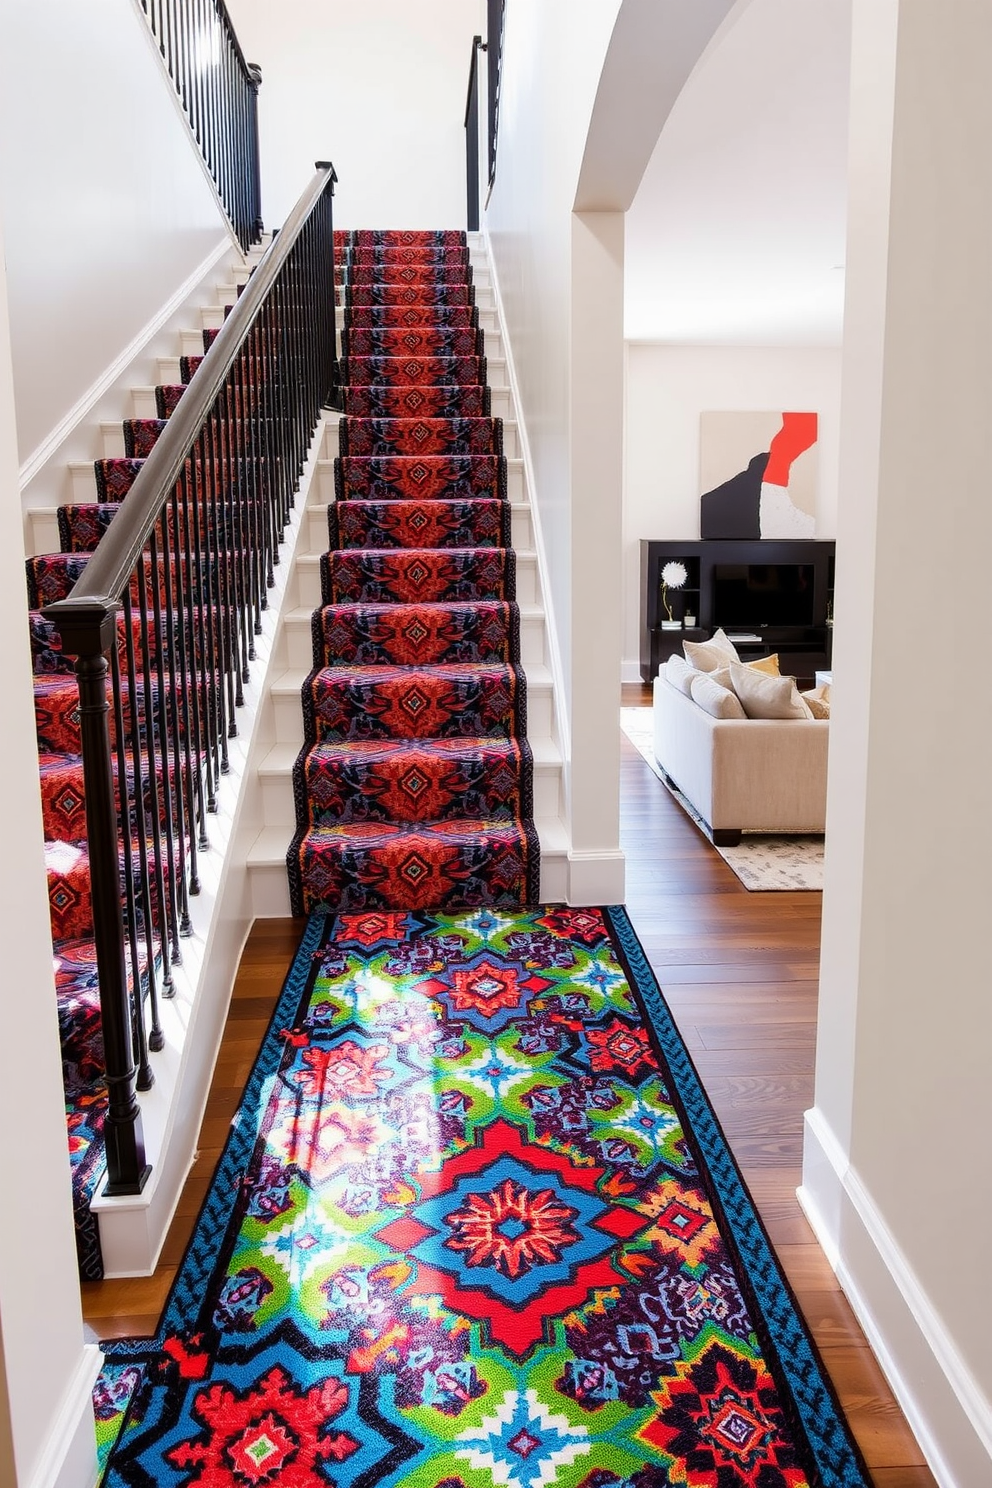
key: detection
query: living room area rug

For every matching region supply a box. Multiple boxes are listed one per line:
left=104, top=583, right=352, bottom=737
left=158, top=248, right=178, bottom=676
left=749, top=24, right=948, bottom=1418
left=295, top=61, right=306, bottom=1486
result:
left=94, top=906, right=867, bottom=1486
left=621, top=708, right=824, bottom=892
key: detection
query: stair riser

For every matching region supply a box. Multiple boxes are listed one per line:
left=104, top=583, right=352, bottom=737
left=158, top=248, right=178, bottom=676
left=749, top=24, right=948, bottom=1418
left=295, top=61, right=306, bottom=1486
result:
left=261, top=757, right=560, bottom=829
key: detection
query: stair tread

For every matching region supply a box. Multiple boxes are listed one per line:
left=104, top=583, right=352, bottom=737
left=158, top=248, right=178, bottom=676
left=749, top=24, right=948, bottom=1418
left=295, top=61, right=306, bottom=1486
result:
left=249, top=817, right=565, bottom=866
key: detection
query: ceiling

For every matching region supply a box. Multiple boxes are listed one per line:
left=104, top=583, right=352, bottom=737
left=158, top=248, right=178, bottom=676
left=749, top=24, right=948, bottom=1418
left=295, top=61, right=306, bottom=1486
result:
left=624, top=0, right=852, bottom=345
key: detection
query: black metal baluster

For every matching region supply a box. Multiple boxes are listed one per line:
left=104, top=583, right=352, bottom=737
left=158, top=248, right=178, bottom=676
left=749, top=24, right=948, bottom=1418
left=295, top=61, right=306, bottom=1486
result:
left=185, top=445, right=219, bottom=818
left=134, top=544, right=175, bottom=994
left=117, top=592, right=163, bottom=1062
left=173, top=464, right=209, bottom=863
left=120, top=586, right=165, bottom=1039
left=46, top=602, right=150, bottom=1196
left=108, top=629, right=156, bottom=1082
left=156, top=505, right=194, bottom=938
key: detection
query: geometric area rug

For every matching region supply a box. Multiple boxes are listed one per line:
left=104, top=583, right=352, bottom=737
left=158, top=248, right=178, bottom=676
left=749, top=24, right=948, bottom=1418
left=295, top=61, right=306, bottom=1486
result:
left=621, top=708, right=825, bottom=892
left=95, top=907, right=866, bottom=1486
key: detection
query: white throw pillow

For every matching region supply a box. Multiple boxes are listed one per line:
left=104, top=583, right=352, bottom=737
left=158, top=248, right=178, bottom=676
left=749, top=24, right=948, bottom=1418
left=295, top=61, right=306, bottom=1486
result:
left=709, top=657, right=780, bottom=693
left=683, top=627, right=740, bottom=674
left=730, top=663, right=813, bottom=720
left=690, top=672, right=747, bottom=719
left=665, top=654, right=696, bottom=696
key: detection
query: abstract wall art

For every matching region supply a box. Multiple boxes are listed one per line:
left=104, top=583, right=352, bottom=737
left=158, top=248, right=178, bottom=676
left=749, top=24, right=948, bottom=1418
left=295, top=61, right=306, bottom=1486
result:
left=699, top=410, right=817, bottom=539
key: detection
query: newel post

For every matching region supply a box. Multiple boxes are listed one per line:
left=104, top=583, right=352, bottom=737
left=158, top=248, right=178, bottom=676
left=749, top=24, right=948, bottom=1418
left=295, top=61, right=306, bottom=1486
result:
left=45, top=597, right=150, bottom=1196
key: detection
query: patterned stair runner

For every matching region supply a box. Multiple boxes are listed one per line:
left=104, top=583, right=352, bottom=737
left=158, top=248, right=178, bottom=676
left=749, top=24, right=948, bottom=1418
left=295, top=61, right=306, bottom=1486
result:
left=288, top=229, right=539, bottom=912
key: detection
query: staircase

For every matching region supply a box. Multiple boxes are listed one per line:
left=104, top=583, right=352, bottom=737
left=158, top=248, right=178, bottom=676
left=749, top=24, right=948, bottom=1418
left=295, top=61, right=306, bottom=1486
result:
left=22, top=247, right=283, bottom=1280
left=246, top=231, right=568, bottom=911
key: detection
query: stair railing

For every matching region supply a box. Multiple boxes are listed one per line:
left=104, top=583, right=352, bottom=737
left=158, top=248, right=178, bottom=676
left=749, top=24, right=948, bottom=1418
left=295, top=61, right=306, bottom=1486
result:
left=137, top=0, right=263, bottom=251
left=44, top=162, right=339, bottom=1196
left=465, top=35, right=485, bottom=232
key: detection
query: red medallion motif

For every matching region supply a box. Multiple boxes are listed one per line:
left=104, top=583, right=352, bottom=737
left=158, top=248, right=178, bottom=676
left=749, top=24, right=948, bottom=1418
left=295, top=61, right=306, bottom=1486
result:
left=165, top=1366, right=357, bottom=1486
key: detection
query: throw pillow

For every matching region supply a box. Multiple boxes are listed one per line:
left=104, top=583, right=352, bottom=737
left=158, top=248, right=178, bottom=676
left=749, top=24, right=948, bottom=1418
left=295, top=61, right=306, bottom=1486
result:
left=709, top=656, right=781, bottom=693
left=802, top=683, right=831, bottom=719
left=747, top=652, right=780, bottom=677
left=690, top=672, right=748, bottom=719
left=683, top=627, right=740, bottom=674
left=730, top=663, right=813, bottom=720
left=665, top=654, right=696, bottom=696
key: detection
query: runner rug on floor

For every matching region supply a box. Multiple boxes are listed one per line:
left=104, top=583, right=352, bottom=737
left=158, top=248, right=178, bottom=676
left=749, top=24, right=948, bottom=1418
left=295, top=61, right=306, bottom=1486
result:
left=96, top=907, right=867, bottom=1487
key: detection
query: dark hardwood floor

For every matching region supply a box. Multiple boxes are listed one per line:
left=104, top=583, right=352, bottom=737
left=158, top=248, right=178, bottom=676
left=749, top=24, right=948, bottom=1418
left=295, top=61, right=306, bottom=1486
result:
left=82, top=685, right=935, bottom=1485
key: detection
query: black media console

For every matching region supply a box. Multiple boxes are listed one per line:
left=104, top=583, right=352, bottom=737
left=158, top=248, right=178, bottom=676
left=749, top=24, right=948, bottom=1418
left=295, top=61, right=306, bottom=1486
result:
left=639, top=538, right=835, bottom=684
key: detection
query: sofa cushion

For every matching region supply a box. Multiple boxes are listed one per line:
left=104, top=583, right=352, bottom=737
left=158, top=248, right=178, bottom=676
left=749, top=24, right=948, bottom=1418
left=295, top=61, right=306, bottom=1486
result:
left=665, top=654, right=697, bottom=696
left=690, top=672, right=748, bottom=719
left=802, top=682, right=832, bottom=719
left=684, top=627, right=740, bottom=673
left=730, top=663, right=813, bottom=720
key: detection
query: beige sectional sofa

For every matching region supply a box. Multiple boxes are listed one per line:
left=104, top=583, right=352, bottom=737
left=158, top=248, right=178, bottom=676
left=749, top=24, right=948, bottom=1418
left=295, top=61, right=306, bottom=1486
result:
left=652, top=670, right=829, bottom=844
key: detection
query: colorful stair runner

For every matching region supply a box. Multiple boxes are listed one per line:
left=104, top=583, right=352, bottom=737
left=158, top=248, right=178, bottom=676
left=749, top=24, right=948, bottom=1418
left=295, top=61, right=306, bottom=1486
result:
left=26, top=348, right=221, bottom=1280
left=288, top=230, right=539, bottom=913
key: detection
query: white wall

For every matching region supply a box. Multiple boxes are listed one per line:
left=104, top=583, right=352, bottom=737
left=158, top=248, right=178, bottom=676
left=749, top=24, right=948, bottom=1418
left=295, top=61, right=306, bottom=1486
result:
left=485, top=0, right=623, bottom=712
left=0, top=215, right=98, bottom=1488
left=802, top=2, right=992, bottom=1478
left=623, top=342, right=842, bottom=677
left=0, top=0, right=232, bottom=472
left=224, top=0, right=484, bottom=231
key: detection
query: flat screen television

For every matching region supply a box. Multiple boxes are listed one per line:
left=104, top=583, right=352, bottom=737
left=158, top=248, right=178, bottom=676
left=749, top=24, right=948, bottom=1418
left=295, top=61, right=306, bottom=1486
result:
left=712, top=563, right=815, bottom=629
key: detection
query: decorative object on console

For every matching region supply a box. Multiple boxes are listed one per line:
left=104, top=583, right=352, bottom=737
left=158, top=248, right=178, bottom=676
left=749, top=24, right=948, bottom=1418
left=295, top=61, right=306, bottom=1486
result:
left=660, top=559, right=687, bottom=628
left=700, top=411, right=818, bottom=539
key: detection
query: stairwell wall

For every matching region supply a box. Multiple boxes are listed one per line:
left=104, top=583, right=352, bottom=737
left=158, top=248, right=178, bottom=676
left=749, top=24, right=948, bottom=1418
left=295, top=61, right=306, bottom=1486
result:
left=0, top=213, right=98, bottom=1488
left=484, top=0, right=623, bottom=729
left=223, top=0, right=484, bottom=230
left=0, top=0, right=233, bottom=478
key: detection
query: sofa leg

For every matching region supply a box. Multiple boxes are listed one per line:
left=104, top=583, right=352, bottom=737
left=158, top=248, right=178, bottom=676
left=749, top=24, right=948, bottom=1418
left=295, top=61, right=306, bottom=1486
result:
left=712, top=828, right=742, bottom=847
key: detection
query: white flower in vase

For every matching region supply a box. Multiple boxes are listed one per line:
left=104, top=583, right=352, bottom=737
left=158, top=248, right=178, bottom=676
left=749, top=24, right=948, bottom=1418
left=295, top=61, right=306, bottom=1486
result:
left=661, top=561, right=688, bottom=624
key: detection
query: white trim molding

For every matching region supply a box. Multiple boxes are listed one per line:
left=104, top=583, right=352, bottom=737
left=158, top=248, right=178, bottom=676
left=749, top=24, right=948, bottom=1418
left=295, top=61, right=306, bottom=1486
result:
left=481, top=224, right=571, bottom=767
left=28, top=1344, right=102, bottom=1488
left=800, top=1105, right=992, bottom=1487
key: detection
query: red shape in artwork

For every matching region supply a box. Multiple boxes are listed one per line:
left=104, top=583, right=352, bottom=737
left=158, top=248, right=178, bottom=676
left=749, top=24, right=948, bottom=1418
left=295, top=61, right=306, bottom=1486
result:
left=763, top=412, right=817, bottom=487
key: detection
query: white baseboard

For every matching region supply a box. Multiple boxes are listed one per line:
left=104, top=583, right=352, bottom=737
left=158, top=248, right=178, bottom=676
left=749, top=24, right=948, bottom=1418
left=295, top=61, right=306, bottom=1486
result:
left=567, top=848, right=626, bottom=906
left=799, top=1105, right=992, bottom=1486
left=621, top=658, right=644, bottom=685
left=27, top=1343, right=102, bottom=1488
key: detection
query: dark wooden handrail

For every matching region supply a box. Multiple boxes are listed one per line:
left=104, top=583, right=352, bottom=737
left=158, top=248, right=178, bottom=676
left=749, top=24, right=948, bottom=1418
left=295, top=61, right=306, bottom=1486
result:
left=465, top=36, right=485, bottom=232
left=44, top=161, right=339, bottom=1196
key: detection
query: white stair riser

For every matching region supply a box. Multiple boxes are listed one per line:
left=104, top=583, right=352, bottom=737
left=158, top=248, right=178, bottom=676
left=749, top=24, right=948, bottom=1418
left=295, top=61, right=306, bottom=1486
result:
left=70, top=461, right=96, bottom=501
left=249, top=861, right=293, bottom=917
left=158, top=357, right=182, bottom=385
left=511, top=505, right=532, bottom=549
left=132, top=388, right=158, bottom=420
left=520, top=611, right=546, bottom=667
left=101, top=423, right=125, bottom=458
left=539, top=850, right=568, bottom=904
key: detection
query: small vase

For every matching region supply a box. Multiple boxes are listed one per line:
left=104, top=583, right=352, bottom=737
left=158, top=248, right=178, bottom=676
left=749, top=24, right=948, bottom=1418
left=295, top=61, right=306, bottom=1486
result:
left=661, top=619, right=681, bottom=631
